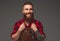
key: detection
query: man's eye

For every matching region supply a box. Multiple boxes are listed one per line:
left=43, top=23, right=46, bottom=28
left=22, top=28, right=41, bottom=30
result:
left=30, top=8, right=33, bottom=10
left=25, top=9, right=28, bottom=10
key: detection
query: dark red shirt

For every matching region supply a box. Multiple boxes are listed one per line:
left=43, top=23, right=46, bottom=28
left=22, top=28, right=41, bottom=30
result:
left=11, top=18, right=46, bottom=39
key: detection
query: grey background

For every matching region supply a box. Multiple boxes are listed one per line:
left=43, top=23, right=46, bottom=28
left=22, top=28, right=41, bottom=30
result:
left=0, top=0, right=60, bottom=41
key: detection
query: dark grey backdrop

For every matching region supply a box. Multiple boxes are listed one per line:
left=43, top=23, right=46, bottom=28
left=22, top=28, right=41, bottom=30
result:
left=0, top=0, right=60, bottom=41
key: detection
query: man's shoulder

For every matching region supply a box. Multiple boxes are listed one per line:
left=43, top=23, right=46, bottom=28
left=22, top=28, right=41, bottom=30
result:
left=34, top=19, right=42, bottom=24
left=34, top=19, right=43, bottom=27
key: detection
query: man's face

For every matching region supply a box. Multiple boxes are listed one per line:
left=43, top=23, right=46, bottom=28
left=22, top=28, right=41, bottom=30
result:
left=22, top=4, right=34, bottom=19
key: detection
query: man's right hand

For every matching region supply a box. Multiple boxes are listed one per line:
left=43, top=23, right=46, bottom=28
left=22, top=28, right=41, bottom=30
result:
left=18, top=23, right=25, bottom=32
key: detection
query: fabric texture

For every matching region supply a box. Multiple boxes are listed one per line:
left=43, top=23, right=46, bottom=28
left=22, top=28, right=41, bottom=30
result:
left=11, top=18, right=46, bottom=41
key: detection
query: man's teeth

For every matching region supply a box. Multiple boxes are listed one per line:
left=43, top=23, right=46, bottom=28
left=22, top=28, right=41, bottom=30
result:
left=27, top=14, right=30, bottom=15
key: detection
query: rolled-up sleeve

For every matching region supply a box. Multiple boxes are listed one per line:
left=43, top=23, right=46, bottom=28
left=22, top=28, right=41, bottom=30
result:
left=37, top=22, right=46, bottom=39
left=11, top=22, right=21, bottom=36
left=11, top=23, right=18, bottom=36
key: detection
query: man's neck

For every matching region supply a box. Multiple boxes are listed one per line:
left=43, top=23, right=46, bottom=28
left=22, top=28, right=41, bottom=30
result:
left=24, top=21, right=29, bottom=26
left=24, top=18, right=34, bottom=26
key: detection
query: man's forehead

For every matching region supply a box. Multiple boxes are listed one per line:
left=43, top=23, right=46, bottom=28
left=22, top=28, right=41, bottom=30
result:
left=23, top=4, right=33, bottom=8
left=24, top=4, right=32, bottom=7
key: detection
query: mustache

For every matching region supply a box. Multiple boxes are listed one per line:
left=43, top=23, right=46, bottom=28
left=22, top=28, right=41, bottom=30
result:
left=25, top=12, right=33, bottom=15
left=23, top=12, right=34, bottom=18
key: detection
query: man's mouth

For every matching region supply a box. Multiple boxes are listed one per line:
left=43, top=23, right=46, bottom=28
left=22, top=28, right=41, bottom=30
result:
left=26, top=14, right=31, bottom=17
left=24, top=13, right=33, bottom=19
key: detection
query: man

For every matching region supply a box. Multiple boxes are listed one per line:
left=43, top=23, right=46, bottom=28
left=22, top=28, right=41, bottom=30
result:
left=11, top=1, right=46, bottom=41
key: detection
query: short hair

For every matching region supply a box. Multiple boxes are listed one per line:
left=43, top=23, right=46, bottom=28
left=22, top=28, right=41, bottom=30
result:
left=22, top=1, right=33, bottom=8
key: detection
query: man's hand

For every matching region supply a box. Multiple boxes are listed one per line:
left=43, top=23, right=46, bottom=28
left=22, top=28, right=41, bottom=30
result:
left=18, top=23, right=25, bottom=32
left=31, top=23, right=38, bottom=32
left=11, top=23, right=25, bottom=41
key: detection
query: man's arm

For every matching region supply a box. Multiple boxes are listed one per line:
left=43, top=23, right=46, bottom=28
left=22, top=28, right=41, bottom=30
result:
left=11, top=30, right=21, bottom=41
left=35, top=22, right=46, bottom=41
left=35, top=30, right=45, bottom=41
left=31, top=22, right=46, bottom=41
left=11, top=23, right=25, bottom=41
left=11, top=22, right=20, bottom=41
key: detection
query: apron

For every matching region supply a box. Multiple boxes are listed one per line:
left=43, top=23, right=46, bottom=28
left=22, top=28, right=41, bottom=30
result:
left=18, top=27, right=37, bottom=41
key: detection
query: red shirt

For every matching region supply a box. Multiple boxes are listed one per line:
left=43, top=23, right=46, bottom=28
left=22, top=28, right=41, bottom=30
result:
left=11, top=18, right=46, bottom=39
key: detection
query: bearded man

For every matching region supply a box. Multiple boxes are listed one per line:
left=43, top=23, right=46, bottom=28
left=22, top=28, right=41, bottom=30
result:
left=11, top=1, right=46, bottom=41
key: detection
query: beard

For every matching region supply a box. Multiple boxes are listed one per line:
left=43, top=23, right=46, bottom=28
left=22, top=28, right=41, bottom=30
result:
left=23, top=12, right=34, bottom=23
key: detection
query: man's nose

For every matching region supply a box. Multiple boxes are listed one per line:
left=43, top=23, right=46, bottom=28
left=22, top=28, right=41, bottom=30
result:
left=27, top=10, right=30, bottom=12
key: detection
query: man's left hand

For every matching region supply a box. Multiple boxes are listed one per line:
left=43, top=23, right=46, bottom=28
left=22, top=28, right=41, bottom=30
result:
left=31, top=23, right=38, bottom=32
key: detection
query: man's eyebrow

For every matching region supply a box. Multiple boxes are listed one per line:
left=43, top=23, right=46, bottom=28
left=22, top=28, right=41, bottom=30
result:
left=28, top=7, right=33, bottom=9
left=25, top=8, right=28, bottom=10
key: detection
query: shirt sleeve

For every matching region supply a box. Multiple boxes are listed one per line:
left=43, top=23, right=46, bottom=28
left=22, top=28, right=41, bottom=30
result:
left=11, top=23, right=18, bottom=36
left=11, top=22, right=21, bottom=36
left=37, top=22, right=46, bottom=39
